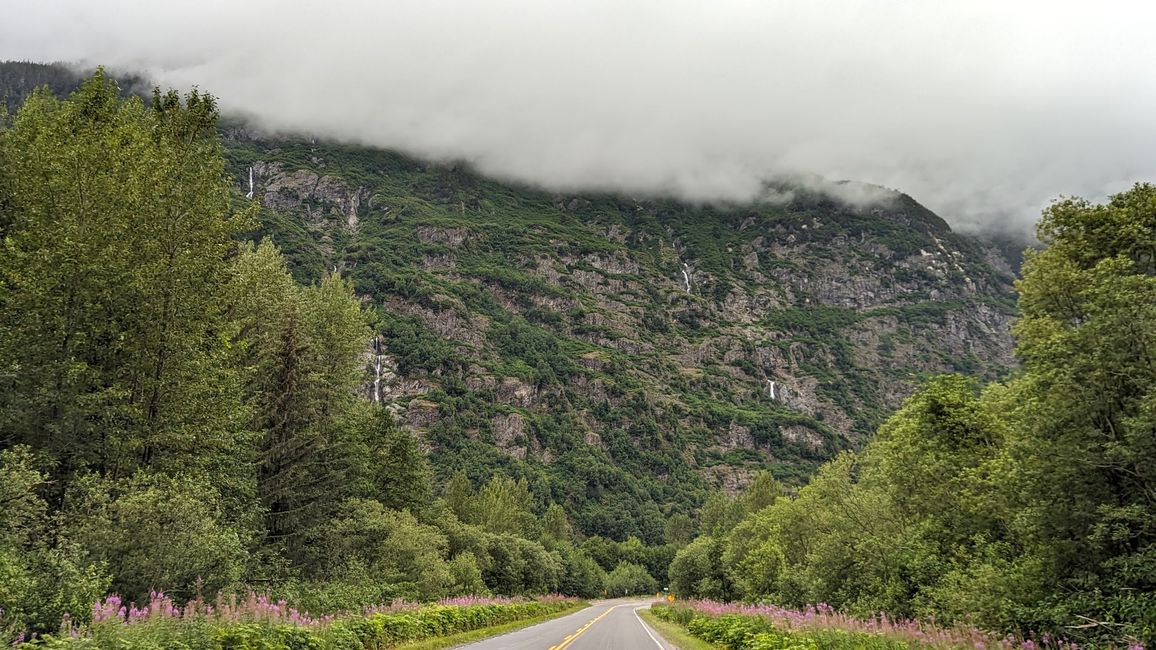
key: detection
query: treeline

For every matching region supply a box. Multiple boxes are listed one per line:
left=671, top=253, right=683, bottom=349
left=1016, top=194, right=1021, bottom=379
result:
left=670, top=186, right=1156, bottom=646
left=0, top=72, right=674, bottom=641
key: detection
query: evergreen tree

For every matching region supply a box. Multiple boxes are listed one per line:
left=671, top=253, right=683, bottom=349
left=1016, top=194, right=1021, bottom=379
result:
left=370, top=411, right=433, bottom=513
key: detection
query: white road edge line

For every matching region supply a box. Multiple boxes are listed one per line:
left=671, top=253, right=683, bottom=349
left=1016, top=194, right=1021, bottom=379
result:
left=633, top=606, right=667, bottom=650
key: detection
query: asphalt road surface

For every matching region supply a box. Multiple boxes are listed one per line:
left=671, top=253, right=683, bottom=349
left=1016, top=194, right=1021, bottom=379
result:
left=454, top=599, right=675, bottom=650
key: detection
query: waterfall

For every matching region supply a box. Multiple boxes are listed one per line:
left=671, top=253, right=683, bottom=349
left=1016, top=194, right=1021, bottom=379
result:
left=245, top=166, right=254, bottom=199
left=372, top=336, right=383, bottom=403
left=681, top=262, right=692, bottom=293
left=767, top=379, right=777, bottom=400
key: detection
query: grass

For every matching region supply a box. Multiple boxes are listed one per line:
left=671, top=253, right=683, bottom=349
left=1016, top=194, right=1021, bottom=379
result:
left=394, top=602, right=589, bottom=650
left=638, top=607, right=720, bottom=650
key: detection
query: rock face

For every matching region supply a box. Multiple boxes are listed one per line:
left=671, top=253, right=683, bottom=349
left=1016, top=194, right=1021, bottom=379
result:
left=254, top=161, right=375, bottom=232
left=227, top=135, right=1022, bottom=502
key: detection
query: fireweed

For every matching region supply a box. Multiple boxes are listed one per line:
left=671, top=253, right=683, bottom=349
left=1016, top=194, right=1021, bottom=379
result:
left=659, top=600, right=1142, bottom=650
left=51, top=591, right=579, bottom=637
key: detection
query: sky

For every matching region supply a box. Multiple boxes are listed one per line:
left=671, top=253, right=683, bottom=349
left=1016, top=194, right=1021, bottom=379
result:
left=3, top=0, right=1156, bottom=235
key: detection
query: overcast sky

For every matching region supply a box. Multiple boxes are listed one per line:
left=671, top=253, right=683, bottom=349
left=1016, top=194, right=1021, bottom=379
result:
left=4, top=0, right=1155, bottom=235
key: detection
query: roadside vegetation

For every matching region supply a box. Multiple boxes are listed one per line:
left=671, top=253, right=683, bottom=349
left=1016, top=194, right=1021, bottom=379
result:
left=651, top=600, right=1074, bottom=650
left=21, top=593, right=581, bottom=649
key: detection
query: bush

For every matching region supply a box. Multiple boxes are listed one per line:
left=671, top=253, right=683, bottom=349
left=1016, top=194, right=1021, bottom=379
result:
left=63, top=473, right=249, bottom=602
left=0, top=448, right=109, bottom=641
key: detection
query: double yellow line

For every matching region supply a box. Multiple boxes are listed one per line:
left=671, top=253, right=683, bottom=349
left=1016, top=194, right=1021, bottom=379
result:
left=548, top=604, right=622, bottom=650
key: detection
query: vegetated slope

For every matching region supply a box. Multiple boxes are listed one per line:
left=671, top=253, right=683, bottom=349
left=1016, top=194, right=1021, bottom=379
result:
left=0, top=62, right=1020, bottom=542
left=220, top=129, right=1018, bottom=539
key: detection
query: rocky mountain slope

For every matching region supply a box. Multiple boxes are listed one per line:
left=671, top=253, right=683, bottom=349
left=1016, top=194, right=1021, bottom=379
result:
left=1, top=63, right=1021, bottom=542
left=223, top=127, right=1018, bottom=534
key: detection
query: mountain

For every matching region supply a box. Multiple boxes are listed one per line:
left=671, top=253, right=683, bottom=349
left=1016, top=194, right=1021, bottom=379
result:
left=225, top=131, right=1021, bottom=538
left=1, top=62, right=1021, bottom=543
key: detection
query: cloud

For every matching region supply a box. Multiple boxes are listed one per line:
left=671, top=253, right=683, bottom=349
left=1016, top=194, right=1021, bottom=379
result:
left=3, top=0, right=1156, bottom=235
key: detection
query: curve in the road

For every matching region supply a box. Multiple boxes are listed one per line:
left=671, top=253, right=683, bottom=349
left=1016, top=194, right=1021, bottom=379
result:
left=454, top=599, right=671, bottom=650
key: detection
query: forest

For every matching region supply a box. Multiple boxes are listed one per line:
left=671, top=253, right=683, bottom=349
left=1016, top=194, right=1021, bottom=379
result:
left=1, top=71, right=1153, bottom=648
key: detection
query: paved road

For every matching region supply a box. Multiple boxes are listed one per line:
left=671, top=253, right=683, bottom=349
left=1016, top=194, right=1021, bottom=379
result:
left=454, top=599, right=674, bottom=650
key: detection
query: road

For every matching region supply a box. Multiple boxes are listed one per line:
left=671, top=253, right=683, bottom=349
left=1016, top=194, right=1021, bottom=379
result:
left=454, top=599, right=674, bottom=650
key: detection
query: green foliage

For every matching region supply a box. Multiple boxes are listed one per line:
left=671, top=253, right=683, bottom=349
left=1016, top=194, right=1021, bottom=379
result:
left=554, top=545, right=607, bottom=598
left=664, top=513, right=696, bottom=547
left=669, top=536, right=730, bottom=600
left=0, top=68, right=252, bottom=497
left=604, top=561, right=658, bottom=597
left=229, top=241, right=371, bottom=562
left=446, top=553, right=487, bottom=596
left=480, top=534, right=563, bottom=596
left=0, top=448, right=109, bottom=639
left=653, top=607, right=916, bottom=650
left=23, top=599, right=580, bottom=650
left=365, top=411, right=433, bottom=514
left=311, top=499, right=452, bottom=602
left=764, top=306, right=863, bottom=337
left=541, top=503, right=573, bottom=544
left=470, top=476, right=540, bottom=538
left=64, top=472, right=249, bottom=601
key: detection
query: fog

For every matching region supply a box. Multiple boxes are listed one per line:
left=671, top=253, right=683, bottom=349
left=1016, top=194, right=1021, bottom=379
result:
left=4, top=0, right=1156, bottom=235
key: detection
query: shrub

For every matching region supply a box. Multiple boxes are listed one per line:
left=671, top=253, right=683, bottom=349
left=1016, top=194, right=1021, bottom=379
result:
left=63, top=473, right=249, bottom=602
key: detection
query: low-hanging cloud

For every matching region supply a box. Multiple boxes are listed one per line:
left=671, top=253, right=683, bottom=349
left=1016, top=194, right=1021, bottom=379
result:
left=4, top=0, right=1156, bottom=235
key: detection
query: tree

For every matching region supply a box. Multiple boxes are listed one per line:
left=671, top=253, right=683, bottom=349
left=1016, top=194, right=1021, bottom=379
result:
left=989, top=185, right=1156, bottom=642
left=443, top=471, right=475, bottom=522
left=229, top=240, right=370, bottom=561
left=738, top=471, right=782, bottom=515
left=604, top=561, right=657, bottom=597
left=0, top=71, right=251, bottom=495
left=319, top=499, right=452, bottom=601
left=698, top=492, right=742, bottom=537
left=664, top=513, right=695, bottom=547
left=555, top=545, right=607, bottom=597
left=369, top=412, right=433, bottom=514
left=470, top=475, right=539, bottom=538
left=447, top=552, right=487, bottom=595
left=542, top=503, right=573, bottom=544
left=668, top=536, right=729, bottom=599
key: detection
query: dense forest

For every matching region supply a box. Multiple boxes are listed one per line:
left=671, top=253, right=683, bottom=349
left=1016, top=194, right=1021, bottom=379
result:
left=1, top=69, right=1152, bottom=648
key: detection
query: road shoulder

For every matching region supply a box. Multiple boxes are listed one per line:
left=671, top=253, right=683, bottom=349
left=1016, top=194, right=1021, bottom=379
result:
left=636, top=607, right=718, bottom=650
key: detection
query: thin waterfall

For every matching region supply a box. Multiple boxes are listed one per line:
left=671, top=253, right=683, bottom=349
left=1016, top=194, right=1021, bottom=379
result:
left=372, top=336, right=383, bottom=403
left=245, top=166, right=254, bottom=199
left=681, top=262, right=692, bottom=293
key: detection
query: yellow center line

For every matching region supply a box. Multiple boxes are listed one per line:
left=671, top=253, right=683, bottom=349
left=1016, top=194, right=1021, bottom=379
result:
left=547, top=604, right=621, bottom=650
